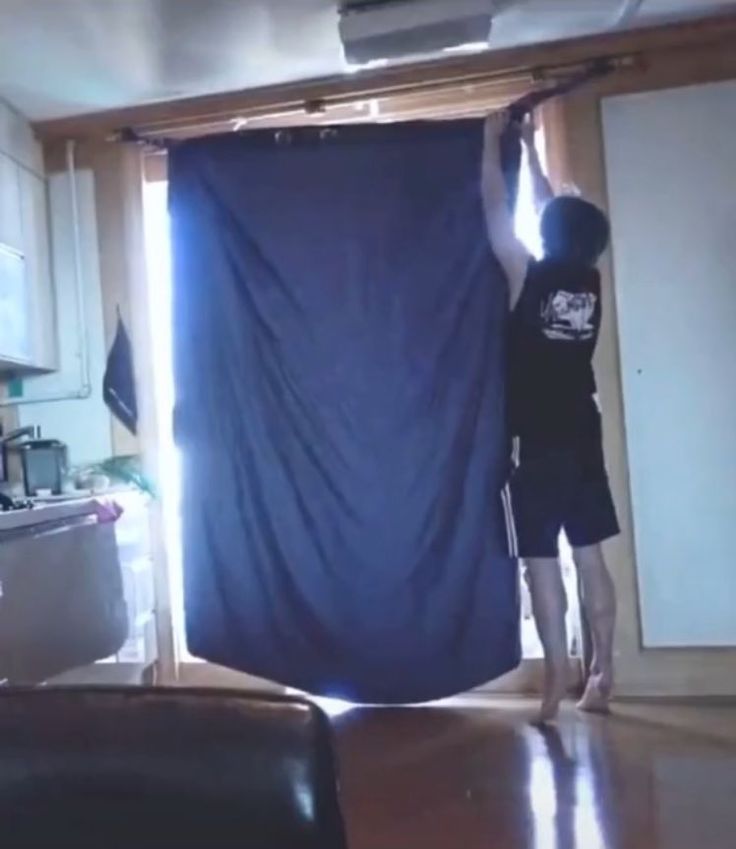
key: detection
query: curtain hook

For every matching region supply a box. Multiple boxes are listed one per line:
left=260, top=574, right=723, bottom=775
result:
left=274, top=129, right=292, bottom=146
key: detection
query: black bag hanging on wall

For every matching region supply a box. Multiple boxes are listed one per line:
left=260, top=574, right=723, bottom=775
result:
left=169, top=120, right=521, bottom=703
left=103, top=311, right=138, bottom=435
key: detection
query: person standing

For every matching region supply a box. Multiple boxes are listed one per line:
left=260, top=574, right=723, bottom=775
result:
left=482, top=112, right=619, bottom=722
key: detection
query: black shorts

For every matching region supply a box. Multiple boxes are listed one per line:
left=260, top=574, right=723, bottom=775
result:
left=501, top=436, right=620, bottom=559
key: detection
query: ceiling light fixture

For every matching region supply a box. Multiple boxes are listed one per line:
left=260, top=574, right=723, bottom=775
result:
left=339, top=0, right=494, bottom=65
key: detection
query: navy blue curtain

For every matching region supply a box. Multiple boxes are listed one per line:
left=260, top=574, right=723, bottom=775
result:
left=170, top=120, right=520, bottom=703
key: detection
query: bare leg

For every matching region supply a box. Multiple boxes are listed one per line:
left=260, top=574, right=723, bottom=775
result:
left=573, top=543, right=616, bottom=713
left=525, top=558, right=569, bottom=723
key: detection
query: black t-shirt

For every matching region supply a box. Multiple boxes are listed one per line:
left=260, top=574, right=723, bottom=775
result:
left=507, top=258, right=602, bottom=446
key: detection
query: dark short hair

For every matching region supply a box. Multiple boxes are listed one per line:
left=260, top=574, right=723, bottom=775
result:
left=540, top=195, right=610, bottom=266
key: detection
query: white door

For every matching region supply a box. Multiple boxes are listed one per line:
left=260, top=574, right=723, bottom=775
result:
left=600, top=80, right=736, bottom=688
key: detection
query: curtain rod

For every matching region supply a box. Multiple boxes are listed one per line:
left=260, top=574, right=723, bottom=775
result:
left=113, top=54, right=634, bottom=146
left=110, top=68, right=535, bottom=144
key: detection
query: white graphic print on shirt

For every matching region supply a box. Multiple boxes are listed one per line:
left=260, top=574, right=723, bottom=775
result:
left=540, top=290, right=597, bottom=341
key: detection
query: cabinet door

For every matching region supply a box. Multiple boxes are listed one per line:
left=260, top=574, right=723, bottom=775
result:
left=0, top=153, right=23, bottom=252
left=19, top=169, right=56, bottom=370
left=0, top=243, right=31, bottom=364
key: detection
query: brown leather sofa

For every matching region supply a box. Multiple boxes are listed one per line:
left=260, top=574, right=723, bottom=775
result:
left=0, top=688, right=348, bottom=848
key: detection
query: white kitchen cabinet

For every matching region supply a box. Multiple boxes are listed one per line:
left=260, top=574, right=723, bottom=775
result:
left=0, top=101, right=43, bottom=174
left=19, top=168, right=56, bottom=370
left=0, top=153, right=23, bottom=251
left=0, top=101, right=56, bottom=373
left=0, top=244, right=31, bottom=363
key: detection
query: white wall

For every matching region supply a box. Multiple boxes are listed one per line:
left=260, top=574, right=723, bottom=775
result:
left=17, top=170, right=112, bottom=467
left=602, top=80, right=736, bottom=647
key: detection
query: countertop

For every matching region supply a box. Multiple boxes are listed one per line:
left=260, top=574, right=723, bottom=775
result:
left=0, top=498, right=100, bottom=534
left=0, top=488, right=146, bottom=534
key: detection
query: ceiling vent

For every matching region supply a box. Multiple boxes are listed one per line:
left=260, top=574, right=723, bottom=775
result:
left=339, top=0, right=496, bottom=66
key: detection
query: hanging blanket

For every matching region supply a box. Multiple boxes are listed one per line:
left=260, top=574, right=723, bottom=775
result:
left=169, top=120, right=520, bottom=703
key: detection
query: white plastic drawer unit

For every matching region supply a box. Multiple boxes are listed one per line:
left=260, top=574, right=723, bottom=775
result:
left=0, top=242, right=31, bottom=365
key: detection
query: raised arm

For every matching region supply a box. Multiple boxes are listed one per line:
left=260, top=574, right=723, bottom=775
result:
left=481, top=113, right=530, bottom=310
left=521, top=117, right=554, bottom=215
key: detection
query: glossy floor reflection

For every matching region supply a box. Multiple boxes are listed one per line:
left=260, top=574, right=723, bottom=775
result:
left=333, top=700, right=736, bottom=849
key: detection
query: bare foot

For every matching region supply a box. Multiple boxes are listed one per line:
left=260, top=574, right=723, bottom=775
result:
left=535, top=669, right=568, bottom=724
left=577, top=674, right=612, bottom=714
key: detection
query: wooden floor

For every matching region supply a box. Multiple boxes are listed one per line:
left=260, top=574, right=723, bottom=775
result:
left=332, top=699, right=736, bottom=849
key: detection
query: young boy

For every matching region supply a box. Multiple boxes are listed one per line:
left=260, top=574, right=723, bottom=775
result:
left=482, top=112, right=619, bottom=722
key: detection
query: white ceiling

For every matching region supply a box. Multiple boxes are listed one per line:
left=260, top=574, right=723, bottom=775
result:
left=0, top=0, right=734, bottom=121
